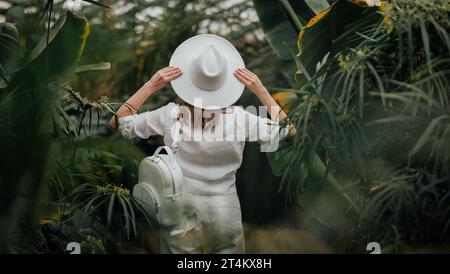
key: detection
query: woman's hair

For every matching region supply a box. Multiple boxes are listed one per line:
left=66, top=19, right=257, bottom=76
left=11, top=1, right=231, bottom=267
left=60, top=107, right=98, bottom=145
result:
left=176, top=97, right=207, bottom=128
left=176, top=96, right=194, bottom=116
left=175, top=97, right=230, bottom=128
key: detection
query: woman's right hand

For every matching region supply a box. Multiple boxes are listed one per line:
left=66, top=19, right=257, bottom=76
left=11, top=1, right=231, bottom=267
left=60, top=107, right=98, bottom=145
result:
left=108, top=66, right=181, bottom=130
left=145, top=66, right=182, bottom=91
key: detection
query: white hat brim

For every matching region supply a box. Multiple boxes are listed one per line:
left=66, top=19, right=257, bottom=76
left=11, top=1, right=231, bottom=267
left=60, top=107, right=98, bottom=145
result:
left=169, top=34, right=245, bottom=110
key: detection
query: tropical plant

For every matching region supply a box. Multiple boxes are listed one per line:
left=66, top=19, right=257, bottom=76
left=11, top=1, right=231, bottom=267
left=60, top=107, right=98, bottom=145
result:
left=0, top=9, right=91, bottom=252
left=71, top=182, right=153, bottom=240
left=0, top=0, right=157, bottom=251
left=1, top=0, right=290, bottom=253
left=255, top=0, right=450, bottom=252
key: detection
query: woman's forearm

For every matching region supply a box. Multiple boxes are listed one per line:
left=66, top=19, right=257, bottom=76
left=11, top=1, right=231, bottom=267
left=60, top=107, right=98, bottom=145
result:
left=108, top=66, right=182, bottom=130
left=257, top=90, right=296, bottom=137
left=256, top=90, right=296, bottom=137
left=108, top=83, right=157, bottom=130
left=233, top=68, right=287, bottom=121
left=233, top=67, right=295, bottom=137
left=255, top=89, right=287, bottom=122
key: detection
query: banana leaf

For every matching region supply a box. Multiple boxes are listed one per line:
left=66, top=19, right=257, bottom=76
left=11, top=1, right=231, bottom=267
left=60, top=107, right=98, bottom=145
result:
left=268, top=144, right=358, bottom=212
left=13, top=11, right=90, bottom=86
left=267, top=57, right=361, bottom=214
left=297, top=0, right=384, bottom=83
left=264, top=1, right=383, bottom=212
left=252, top=0, right=329, bottom=84
left=0, top=23, right=23, bottom=86
left=0, top=11, right=91, bottom=252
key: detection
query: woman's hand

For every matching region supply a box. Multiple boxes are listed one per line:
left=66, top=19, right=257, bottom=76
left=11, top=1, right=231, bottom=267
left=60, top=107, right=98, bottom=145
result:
left=233, top=68, right=268, bottom=96
left=145, top=66, right=182, bottom=92
left=108, top=66, right=181, bottom=130
left=234, top=67, right=289, bottom=124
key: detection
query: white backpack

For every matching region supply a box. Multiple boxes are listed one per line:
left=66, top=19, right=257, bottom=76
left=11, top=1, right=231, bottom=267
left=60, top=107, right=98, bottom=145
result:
left=132, top=146, right=186, bottom=226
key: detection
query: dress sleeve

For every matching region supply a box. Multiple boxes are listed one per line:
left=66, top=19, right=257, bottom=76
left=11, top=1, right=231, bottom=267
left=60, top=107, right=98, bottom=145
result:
left=117, top=102, right=177, bottom=140
left=240, top=107, right=289, bottom=152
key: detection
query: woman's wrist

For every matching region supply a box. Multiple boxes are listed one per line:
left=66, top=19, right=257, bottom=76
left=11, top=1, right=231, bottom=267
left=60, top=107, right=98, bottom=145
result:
left=254, top=87, right=270, bottom=100
left=120, top=83, right=157, bottom=115
left=142, top=81, right=159, bottom=95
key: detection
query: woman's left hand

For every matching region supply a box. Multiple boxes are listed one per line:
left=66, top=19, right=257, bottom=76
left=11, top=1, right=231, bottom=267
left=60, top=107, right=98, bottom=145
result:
left=145, top=66, right=182, bottom=92
left=234, top=67, right=291, bottom=127
left=234, top=68, right=268, bottom=97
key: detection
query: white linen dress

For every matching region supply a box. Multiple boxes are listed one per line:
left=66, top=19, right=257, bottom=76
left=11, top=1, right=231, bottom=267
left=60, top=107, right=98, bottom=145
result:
left=118, top=102, right=286, bottom=253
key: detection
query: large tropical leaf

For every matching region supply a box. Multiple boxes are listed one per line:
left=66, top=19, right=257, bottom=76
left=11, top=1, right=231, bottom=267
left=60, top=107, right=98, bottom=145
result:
left=16, top=11, right=90, bottom=86
left=0, top=22, right=23, bottom=86
left=252, top=0, right=329, bottom=84
left=297, top=0, right=384, bottom=82
left=0, top=11, right=91, bottom=252
left=272, top=91, right=297, bottom=112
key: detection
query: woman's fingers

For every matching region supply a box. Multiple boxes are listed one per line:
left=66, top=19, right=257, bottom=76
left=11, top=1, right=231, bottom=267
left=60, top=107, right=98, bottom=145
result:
left=233, top=70, right=250, bottom=85
left=163, top=69, right=182, bottom=81
left=236, top=67, right=256, bottom=78
left=165, top=67, right=181, bottom=73
left=163, top=66, right=178, bottom=70
left=235, top=68, right=254, bottom=83
left=238, top=68, right=256, bottom=81
left=234, top=68, right=267, bottom=96
left=234, top=68, right=248, bottom=80
left=163, top=68, right=182, bottom=76
left=167, top=70, right=183, bottom=81
left=159, top=68, right=182, bottom=80
left=160, top=66, right=180, bottom=74
left=242, top=68, right=256, bottom=77
left=237, top=68, right=253, bottom=78
left=234, top=73, right=248, bottom=85
left=154, top=67, right=178, bottom=79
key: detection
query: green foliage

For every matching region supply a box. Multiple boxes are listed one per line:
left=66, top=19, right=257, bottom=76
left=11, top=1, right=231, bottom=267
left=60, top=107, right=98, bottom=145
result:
left=1, top=0, right=283, bottom=253
left=71, top=182, right=152, bottom=240
left=6, top=0, right=448, bottom=254
left=22, top=11, right=89, bottom=84
left=81, top=235, right=106, bottom=254
left=258, top=0, right=450, bottom=252
left=0, top=10, right=93, bottom=252
left=0, top=2, right=150, bottom=253
left=297, top=1, right=384, bottom=84
left=253, top=0, right=329, bottom=84
left=0, top=22, right=22, bottom=83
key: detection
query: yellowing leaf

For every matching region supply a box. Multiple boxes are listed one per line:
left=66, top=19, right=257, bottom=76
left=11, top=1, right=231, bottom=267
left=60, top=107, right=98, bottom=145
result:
left=272, top=91, right=297, bottom=112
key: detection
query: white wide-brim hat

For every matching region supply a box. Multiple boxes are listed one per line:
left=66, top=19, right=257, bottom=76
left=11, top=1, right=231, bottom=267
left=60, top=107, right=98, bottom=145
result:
left=169, top=34, right=245, bottom=110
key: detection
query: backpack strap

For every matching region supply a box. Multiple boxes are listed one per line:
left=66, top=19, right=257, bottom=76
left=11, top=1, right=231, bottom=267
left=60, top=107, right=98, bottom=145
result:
left=152, top=146, right=177, bottom=168
left=168, top=105, right=185, bottom=152
left=152, top=145, right=183, bottom=199
left=170, top=119, right=181, bottom=152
